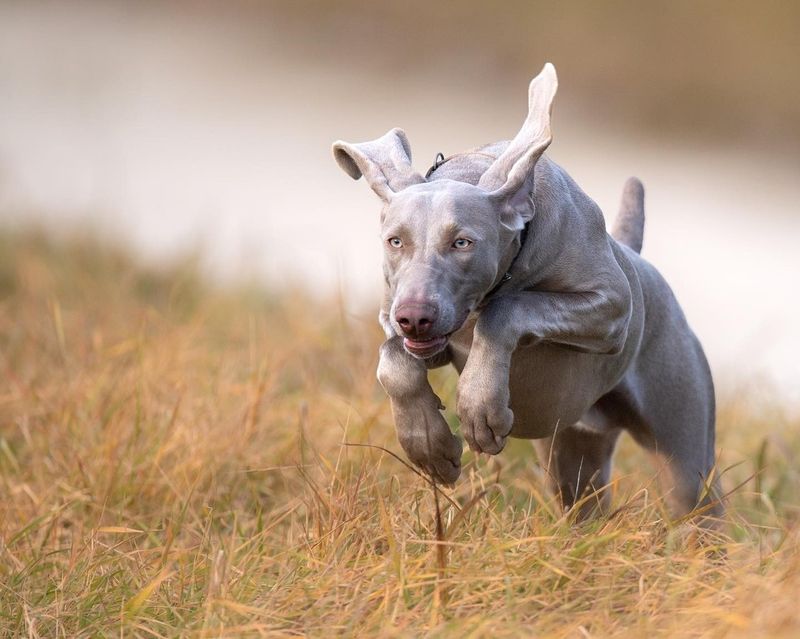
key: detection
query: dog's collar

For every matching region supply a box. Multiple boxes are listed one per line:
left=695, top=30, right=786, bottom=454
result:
left=480, top=221, right=530, bottom=304
left=425, top=152, right=448, bottom=178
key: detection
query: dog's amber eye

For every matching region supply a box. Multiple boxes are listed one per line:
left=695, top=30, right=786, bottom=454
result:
left=452, top=238, right=472, bottom=249
left=388, top=237, right=403, bottom=248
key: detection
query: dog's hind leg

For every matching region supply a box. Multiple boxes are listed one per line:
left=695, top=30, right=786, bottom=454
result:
left=648, top=408, right=723, bottom=523
left=534, top=424, right=622, bottom=519
left=612, top=250, right=724, bottom=523
left=598, top=366, right=723, bottom=523
left=641, top=428, right=723, bottom=524
left=640, top=350, right=722, bottom=521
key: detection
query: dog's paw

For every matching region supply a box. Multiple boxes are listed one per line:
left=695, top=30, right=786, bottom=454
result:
left=456, top=376, right=513, bottom=455
left=393, top=401, right=463, bottom=485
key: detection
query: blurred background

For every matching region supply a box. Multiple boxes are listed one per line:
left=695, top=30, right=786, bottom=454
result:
left=1, top=0, right=798, bottom=403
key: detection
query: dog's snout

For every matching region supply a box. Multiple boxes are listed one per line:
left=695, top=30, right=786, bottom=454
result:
left=395, top=303, right=438, bottom=339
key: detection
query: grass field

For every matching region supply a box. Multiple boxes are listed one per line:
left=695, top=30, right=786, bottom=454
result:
left=1, top=229, right=798, bottom=637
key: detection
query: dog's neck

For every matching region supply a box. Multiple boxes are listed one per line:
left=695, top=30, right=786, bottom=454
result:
left=518, top=156, right=616, bottom=294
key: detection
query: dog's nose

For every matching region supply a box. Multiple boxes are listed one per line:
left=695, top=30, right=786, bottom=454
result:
left=395, top=303, right=438, bottom=339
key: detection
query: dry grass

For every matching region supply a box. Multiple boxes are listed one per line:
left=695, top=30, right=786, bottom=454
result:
left=1, top=229, right=799, bottom=638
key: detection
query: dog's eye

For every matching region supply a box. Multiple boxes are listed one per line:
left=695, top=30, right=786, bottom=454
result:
left=388, top=237, right=403, bottom=248
left=452, top=238, right=473, bottom=249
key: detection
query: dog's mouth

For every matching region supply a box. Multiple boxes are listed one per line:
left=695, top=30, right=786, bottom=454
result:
left=398, top=309, right=471, bottom=359
left=403, top=334, right=450, bottom=358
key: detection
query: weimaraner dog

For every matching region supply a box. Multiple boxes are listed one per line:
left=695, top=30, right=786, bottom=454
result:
left=333, top=64, right=720, bottom=518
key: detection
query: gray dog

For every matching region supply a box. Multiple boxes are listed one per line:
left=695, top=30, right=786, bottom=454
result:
left=333, top=64, right=720, bottom=518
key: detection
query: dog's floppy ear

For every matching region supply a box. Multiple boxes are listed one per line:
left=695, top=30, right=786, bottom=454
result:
left=332, top=128, right=424, bottom=202
left=479, top=63, right=558, bottom=230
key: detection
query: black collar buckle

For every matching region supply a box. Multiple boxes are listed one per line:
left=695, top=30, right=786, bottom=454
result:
left=425, top=152, right=447, bottom=178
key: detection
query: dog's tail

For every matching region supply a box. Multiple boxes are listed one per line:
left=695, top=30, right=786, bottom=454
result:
left=611, top=177, right=645, bottom=254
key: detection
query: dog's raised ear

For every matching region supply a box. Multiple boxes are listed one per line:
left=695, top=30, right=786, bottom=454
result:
left=479, top=63, right=558, bottom=230
left=332, top=128, right=424, bottom=202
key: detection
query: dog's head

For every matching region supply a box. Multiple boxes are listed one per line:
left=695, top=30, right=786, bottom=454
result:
left=332, top=64, right=558, bottom=358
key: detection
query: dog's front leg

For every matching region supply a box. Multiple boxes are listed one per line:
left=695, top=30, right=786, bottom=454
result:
left=377, top=336, right=463, bottom=484
left=456, top=328, right=515, bottom=455
left=457, top=288, right=631, bottom=454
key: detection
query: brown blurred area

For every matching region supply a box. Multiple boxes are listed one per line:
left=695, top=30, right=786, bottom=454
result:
left=257, top=0, right=800, bottom=152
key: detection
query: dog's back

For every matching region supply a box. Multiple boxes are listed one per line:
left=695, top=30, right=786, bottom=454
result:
left=429, top=146, right=646, bottom=257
